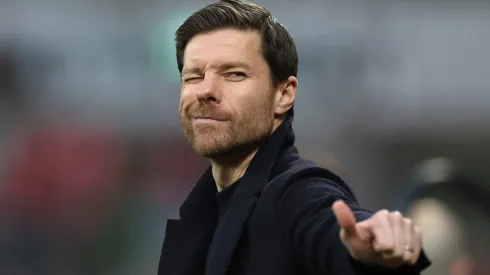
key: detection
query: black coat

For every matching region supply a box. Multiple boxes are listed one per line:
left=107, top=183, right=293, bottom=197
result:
left=158, top=118, right=431, bottom=275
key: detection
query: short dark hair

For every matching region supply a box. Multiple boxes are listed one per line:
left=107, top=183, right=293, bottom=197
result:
left=175, top=0, right=298, bottom=89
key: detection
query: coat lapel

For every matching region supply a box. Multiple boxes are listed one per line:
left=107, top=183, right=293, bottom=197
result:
left=158, top=167, right=219, bottom=275
left=205, top=118, right=294, bottom=275
left=158, top=218, right=216, bottom=275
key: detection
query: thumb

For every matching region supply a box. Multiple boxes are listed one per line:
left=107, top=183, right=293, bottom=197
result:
left=332, top=200, right=357, bottom=238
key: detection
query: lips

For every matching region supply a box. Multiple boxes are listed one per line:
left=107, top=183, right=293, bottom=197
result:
left=192, top=112, right=229, bottom=120
left=195, top=116, right=224, bottom=121
left=188, top=106, right=228, bottom=121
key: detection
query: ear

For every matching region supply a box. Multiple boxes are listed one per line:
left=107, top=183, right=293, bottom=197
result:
left=274, top=76, right=298, bottom=116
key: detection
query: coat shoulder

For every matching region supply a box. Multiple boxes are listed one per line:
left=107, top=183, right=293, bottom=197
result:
left=265, top=157, right=358, bottom=203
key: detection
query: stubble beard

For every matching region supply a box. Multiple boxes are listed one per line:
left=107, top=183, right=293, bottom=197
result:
left=180, top=97, right=274, bottom=159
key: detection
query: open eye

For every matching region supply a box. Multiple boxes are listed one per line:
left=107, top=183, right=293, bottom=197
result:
left=225, top=72, right=247, bottom=81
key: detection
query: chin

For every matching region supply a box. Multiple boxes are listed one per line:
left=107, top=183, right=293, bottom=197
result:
left=191, top=140, right=227, bottom=157
left=195, top=147, right=230, bottom=159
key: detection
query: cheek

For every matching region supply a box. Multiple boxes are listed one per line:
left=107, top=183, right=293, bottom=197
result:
left=233, top=87, right=268, bottom=111
left=180, top=88, right=195, bottom=110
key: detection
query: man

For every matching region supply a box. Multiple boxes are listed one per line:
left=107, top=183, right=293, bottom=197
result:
left=158, top=1, right=431, bottom=274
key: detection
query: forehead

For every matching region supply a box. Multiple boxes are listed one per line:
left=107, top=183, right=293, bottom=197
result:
left=183, top=29, right=263, bottom=68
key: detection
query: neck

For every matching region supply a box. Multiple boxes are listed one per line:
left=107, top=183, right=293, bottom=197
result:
left=209, top=117, right=287, bottom=192
left=210, top=148, right=258, bottom=192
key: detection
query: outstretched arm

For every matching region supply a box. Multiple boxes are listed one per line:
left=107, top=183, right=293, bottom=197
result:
left=274, top=177, right=431, bottom=274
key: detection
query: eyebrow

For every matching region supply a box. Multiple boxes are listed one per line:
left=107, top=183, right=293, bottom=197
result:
left=181, top=61, right=252, bottom=76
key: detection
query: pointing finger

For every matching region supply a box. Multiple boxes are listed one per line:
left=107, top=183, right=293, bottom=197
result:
left=332, top=200, right=357, bottom=238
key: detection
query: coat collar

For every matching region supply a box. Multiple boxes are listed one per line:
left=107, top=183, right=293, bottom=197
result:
left=179, top=117, right=295, bottom=219
left=159, top=117, right=295, bottom=275
left=204, top=117, right=295, bottom=275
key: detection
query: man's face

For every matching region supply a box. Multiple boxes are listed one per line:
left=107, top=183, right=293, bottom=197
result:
left=179, top=29, right=276, bottom=158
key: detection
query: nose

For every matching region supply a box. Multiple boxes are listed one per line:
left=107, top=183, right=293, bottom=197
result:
left=196, top=76, right=222, bottom=104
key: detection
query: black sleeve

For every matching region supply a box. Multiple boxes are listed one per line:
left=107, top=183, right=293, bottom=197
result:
left=274, top=177, right=431, bottom=275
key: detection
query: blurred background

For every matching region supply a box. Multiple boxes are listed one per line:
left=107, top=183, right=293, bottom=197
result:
left=1, top=0, right=490, bottom=274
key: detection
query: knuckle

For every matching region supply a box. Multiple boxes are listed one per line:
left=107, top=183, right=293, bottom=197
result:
left=403, top=218, right=412, bottom=226
left=377, top=209, right=389, bottom=216
left=374, top=210, right=390, bottom=221
left=391, top=211, right=403, bottom=219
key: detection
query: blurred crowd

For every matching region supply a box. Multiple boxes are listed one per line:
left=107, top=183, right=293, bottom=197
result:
left=0, top=45, right=208, bottom=274
left=400, top=158, right=490, bottom=275
left=1, top=0, right=490, bottom=274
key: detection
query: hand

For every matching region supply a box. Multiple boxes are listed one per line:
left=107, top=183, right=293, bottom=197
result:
left=332, top=200, right=422, bottom=268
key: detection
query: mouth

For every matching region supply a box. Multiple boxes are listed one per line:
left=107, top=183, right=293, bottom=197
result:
left=193, top=117, right=228, bottom=125
left=194, top=116, right=225, bottom=121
